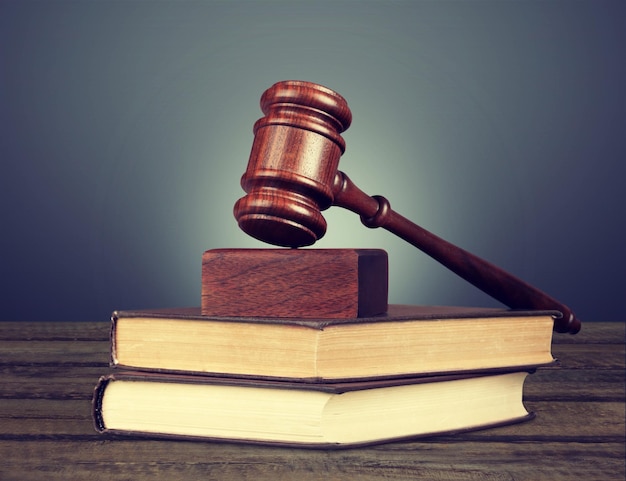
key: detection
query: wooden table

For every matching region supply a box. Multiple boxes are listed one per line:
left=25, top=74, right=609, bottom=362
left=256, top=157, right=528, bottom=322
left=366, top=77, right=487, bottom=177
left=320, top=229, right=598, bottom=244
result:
left=1, top=321, right=624, bottom=480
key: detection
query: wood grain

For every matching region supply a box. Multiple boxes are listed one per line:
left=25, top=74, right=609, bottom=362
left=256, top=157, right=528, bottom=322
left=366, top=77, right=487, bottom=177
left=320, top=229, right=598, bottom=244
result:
left=201, top=248, right=388, bottom=318
left=0, top=321, right=624, bottom=480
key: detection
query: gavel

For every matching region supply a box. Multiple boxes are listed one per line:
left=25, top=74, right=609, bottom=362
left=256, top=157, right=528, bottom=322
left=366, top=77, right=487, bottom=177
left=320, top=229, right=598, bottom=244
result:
left=234, top=80, right=581, bottom=334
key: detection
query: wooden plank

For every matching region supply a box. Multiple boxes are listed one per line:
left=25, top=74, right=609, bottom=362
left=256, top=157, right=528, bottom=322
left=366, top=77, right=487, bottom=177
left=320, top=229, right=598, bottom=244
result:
left=524, top=367, right=626, bottom=401
left=0, top=322, right=110, bottom=341
left=2, top=398, right=623, bottom=441
left=552, top=322, right=625, bottom=344
left=0, top=341, right=110, bottom=366
left=551, top=343, right=625, bottom=369
left=0, top=440, right=623, bottom=481
left=0, top=363, right=623, bottom=403
left=466, top=400, right=625, bottom=441
left=1, top=364, right=624, bottom=402
left=0, top=399, right=93, bottom=423
left=0, top=365, right=105, bottom=400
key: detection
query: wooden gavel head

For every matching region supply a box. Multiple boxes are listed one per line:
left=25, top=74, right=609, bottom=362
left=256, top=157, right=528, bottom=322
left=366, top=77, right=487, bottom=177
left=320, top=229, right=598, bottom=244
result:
left=234, top=80, right=352, bottom=247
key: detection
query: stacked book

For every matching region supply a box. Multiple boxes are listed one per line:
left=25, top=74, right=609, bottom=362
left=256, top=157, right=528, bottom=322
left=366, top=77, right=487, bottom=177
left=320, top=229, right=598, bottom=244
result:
left=92, top=303, right=557, bottom=448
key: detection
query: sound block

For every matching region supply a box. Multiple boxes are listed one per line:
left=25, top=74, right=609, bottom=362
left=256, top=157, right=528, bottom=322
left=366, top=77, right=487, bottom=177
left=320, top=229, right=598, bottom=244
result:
left=201, top=248, right=388, bottom=318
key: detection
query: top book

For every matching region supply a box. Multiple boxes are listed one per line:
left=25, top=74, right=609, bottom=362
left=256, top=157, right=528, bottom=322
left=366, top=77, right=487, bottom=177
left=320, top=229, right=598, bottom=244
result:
left=110, top=305, right=557, bottom=382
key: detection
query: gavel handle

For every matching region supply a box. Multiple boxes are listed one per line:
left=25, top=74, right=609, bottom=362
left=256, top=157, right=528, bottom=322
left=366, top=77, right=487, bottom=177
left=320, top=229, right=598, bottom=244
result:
left=332, top=171, right=581, bottom=334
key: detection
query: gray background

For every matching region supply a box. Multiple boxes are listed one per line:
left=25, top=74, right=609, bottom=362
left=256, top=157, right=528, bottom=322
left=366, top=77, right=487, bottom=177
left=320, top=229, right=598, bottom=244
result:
left=1, top=0, right=624, bottom=322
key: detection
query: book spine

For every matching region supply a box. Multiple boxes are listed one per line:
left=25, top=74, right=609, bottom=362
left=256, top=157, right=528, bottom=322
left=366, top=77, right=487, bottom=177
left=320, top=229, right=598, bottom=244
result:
left=91, top=375, right=110, bottom=433
left=109, top=313, right=119, bottom=367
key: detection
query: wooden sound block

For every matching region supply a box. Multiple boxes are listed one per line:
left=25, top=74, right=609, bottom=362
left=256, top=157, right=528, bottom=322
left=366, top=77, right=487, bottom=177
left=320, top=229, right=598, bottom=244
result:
left=201, top=248, right=388, bottom=318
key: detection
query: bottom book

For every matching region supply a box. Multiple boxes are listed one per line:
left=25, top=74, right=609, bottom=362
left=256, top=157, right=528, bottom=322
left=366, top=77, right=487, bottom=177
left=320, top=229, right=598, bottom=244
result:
left=93, top=370, right=535, bottom=448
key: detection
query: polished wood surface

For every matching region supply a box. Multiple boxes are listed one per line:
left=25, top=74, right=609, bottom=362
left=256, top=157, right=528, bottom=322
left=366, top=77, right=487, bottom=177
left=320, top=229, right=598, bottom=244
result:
left=233, top=81, right=580, bottom=332
left=1, top=320, right=623, bottom=480
left=201, top=248, right=388, bottom=318
left=235, top=80, right=352, bottom=248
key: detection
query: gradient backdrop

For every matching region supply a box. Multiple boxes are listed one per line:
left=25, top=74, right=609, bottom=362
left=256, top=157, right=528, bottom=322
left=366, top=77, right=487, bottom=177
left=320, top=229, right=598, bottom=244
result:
left=1, top=0, right=624, bottom=322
